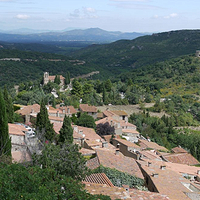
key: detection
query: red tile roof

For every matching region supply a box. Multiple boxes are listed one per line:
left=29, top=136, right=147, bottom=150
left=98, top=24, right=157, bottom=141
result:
left=171, top=147, right=188, bottom=153
left=111, top=110, right=128, bottom=116
left=162, top=153, right=199, bottom=166
left=96, top=148, right=144, bottom=179
left=84, top=173, right=114, bottom=187
left=8, top=123, right=26, bottom=136
left=86, top=156, right=100, bottom=170
left=79, top=148, right=96, bottom=156
left=138, top=139, right=168, bottom=152
left=113, top=138, right=141, bottom=149
left=59, top=106, right=77, bottom=114
left=16, top=104, right=40, bottom=116
left=84, top=183, right=170, bottom=200
left=79, top=104, right=97, bottom=113
left=73, top=125, right=102, bottom=141
left=138, top=160, right=193, bottom=200
left=48, top=75, right=65, bottom=81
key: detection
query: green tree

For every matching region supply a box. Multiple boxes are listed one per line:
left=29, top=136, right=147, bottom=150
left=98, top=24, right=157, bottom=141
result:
left=103, top=85, right=106, bottom=103
left=77, top=113, right=96, bottom=129
left=65, top=71, right=70, bottom=85
left=105, top=79, right=112, bottom=92
left=33, top=143, right=89, bottom=181
left=3, top=85, right=14, bottom=123
left=36, top=99, right=55, bottom=142
left=59, top=115, right=73, bottom=144
left=54, top=75, right=61, bottom=85
left=0, top=90, right=11, bottom=158
left=71, top=79, right=83, bottom=98
left=0, top=163, right=110, bottom=200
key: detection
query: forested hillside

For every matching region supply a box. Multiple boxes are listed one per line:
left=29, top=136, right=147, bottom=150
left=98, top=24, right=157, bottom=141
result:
left=71, top=30, right=200, bottom=71
left=0, top=49, right=96, bottom=86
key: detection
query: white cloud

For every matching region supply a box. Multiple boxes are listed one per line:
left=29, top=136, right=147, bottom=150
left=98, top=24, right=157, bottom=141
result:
left=16, top=14, right=30, bottom=19
left=164, top=13, right=178, bottom=19
left=69, top=7, right=97, bottom=20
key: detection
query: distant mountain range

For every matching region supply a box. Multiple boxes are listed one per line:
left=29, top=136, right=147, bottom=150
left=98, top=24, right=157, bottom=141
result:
left=0, top=28, right=146, bottom=43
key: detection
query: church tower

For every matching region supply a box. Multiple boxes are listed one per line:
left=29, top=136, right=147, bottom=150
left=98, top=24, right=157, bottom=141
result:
left=43, top=72, right=49, bottom=85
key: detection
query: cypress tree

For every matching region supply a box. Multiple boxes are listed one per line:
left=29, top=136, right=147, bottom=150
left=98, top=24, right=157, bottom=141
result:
left=0, top=90, right=11, bottom=157
left=54, top=75, right=61, bottom=85
left=59, top=115, right=73, bottom=144
left=36, top=99, right=55, bottom=142
left=3, top=86, right=14, bottom=123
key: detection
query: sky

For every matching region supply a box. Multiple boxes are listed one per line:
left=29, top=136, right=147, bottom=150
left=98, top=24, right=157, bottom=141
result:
left=1, top=0, right=200, bottom=33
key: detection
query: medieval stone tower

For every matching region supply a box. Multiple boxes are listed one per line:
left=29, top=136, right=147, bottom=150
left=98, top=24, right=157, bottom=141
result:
left=43, top=72, right=49, bottom=85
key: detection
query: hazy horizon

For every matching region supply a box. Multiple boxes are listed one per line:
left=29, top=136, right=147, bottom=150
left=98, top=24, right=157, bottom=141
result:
left=1, top=0, right=200, bottom=33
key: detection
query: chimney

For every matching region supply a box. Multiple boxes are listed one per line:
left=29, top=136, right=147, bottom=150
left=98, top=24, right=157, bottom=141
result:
left=67, top=107, right=70, bottom=114
left=148, top=162, right=152, bottom=167
left=102, top=141, right=108, bottom=148
left=31, top=109, right=34, bottom=113
left=136, top=153, right=140, bottom=160
left=197, top=170, right=200, bottom=175
left=56, top=111, right=59, bottom=117
left=78, top=130, right=83, bottom=136
left=110, top=120, right=113, bottom=126
left=115, top=149, right=120, bottom=155
left=63, top=108, right=66, bottom=114
left=116, top=143, right=120, bottom=148
left=152, top=173, right=159, bottom=178
left=122, top=185, right=129, bottom=193
left=160, top=165, right=166, bottom=170
left=73, top=125, right=78, bottom=132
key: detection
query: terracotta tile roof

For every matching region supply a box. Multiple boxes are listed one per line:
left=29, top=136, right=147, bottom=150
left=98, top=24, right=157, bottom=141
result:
left=120, top=121, right=136, bottom=129
left=95, top=116, right=120, bottom=126
left=84, top=173, right=114, bottom=187
left=16, top=104, right=40, bottom=116
left=79, top=104, right=97, bottom=113
left=79, top=148, right=96, bottom=156
left=86, top=156, right=100, bottom=170
left=72, top=125, right=102, bottom=141
left=171, top=147, right=188, bottom=153
left=84, top=183, right=170, bottom=200
left=111, top=110, right=128, bottom=116
left=49, top=75, right=65, bottom=81
left=140, top=150, right=162, bottom=161
left=162, top=153, right=199, bottom=166
left=53, top=122, right=63, bottom=134
left=138, top=161, right=194, bottom=200
left=59, top=106, right=77, bottom=114
left=8, top=123, right=26, bottom=136
left=48, top=106, right=62, bottom=114
left=113, top=138, right=140, bottom=149
left=97, top=112, right=104, bottom=118
left=49, top=116, right=64, bottom=122
left=122, top=129, right=139, bottom=134
left=96, top=148, right=144, bottom=179
left=12, top=151, right=32, bottom=163
left=129, top=188, right=170, bottom=200
left=138, top=139, right=168, bottom=152
left=138, top=159, right=200, bottom=177
left=103, top=110, right=117, bottom=117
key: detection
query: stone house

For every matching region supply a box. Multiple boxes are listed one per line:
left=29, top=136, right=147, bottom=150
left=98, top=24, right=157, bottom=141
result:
left=43, top=72, right=65, bottom=86
left=79, top=104, right=98, bottom=119
left=112, top=138, right=141, bottom=159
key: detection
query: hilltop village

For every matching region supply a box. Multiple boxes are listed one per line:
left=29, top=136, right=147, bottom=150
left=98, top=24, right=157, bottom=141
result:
left=6, top=72, right=200, bottom=200
left=2, top=47, right=200, bottom=199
